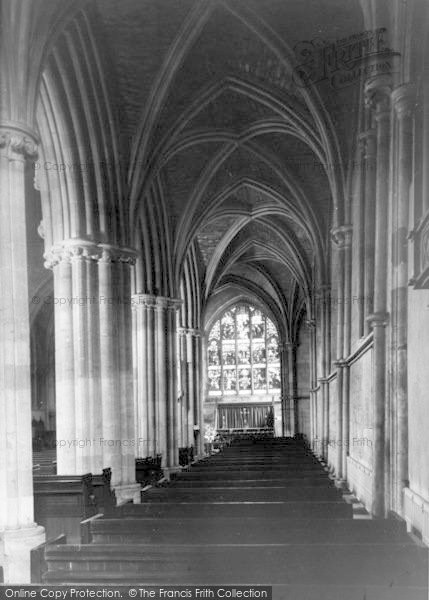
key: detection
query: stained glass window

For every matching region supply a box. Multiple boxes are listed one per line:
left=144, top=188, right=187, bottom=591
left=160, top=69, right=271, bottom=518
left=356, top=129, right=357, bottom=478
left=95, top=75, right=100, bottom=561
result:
left=208, top=367, right=221, bottom=392
left=207, top=304, right=281, bottom=396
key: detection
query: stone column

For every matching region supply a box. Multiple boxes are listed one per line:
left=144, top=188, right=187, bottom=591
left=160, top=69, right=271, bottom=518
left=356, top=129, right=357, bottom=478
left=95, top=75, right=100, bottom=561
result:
left=195, top=333, right=205, bottom=457
left=86, top=252, right=102, bottom=472
left=132, top=295, right=149, bottom=458
left=155, top=299, right=168, bottom=462
left=341, top=228, right=353, bottom=482
left=117, top=256, right=138, bottom=497
left=319, top=284, right=331, bottom=459
left=97, top=246, right=140, bottom=503
left=279, top=343, right=288, bottom=436
left=285, top=342, right=296, bottom=437
left=331, top=226, right=351, bottom=483
left=70, top=246, right=91, bottom=474
left=0, top=125, right=45, bottom=582
left=166, top=302, right=180, bottom=469
left=318, top=378, right=329, bottom=459
left=146, top=295, right=157, bottom=457
left=177, top=329, right=186, bottom=448
left=178, top=328, right=202, bottom=453
left=186, top=331, right=196, bottom=450
left=46, top=240, right=101, bottom=474
left=391, top=83, right=415, bottom=514
left=50, top=248, right=75, bottom=473
left=98, top=249, right=122, bottom=484
left=365, top=75, right=392, bottom=517
left=360, top=129, right=377, bottom=333
left=133, top=294, right=159, bottom=458
left=151, top=297, right=182, bottom=473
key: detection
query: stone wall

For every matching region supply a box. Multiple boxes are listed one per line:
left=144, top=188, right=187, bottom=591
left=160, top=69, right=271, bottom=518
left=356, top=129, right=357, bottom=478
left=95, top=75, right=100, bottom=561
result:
left=405, top=288, right=429, bottom=539
left=347, top=346, right=374, bottom=509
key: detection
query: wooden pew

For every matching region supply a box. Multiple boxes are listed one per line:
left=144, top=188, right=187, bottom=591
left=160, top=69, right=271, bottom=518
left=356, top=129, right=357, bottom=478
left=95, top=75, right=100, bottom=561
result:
left=173, top=470, right=330, bottom=481
left=170, top=477, right=335, bottom=488
left=91, top=468, right=116, bottom=514
left=115, top=500, right=354, bottom=519
left=175, top=468, right=327, bottom=481
left=87, top=516, right=411, bottom=546
left=135, top=455, right=162, bottom=486
left=42, top=541, right=428, bottom=588
left=33, top=474, right=98, bottom=543
left=140, top=486, right=343, bottom=502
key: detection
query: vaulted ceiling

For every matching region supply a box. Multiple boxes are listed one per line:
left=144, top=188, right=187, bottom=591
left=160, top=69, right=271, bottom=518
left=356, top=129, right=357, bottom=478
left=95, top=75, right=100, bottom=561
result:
left=54, top=0, right=367, bottom=339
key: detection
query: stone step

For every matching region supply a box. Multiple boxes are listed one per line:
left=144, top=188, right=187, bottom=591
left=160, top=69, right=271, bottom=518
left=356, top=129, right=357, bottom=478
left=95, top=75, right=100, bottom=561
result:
left=43, top=543, right=428, bottom=586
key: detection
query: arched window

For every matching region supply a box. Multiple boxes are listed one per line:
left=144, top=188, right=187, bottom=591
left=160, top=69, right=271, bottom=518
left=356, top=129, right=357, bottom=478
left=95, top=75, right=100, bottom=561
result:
left=207, top=304, right=281, bottom=396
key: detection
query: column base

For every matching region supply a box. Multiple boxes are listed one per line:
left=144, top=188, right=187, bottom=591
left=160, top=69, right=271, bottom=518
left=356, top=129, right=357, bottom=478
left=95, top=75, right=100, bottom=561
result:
left=114, top=483, right=142, bottom=505
left=0, top=524, right=45, bottom=583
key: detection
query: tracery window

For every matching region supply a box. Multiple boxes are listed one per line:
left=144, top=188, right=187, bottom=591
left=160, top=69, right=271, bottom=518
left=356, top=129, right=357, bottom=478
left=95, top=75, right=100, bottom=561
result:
left=207, top=304, right=281, bottom=396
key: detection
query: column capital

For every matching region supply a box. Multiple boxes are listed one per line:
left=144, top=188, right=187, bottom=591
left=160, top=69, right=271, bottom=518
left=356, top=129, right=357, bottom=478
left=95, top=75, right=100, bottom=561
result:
left=0, top=122, right=39, bottom=160
left=178, top=326, right=202, bottom=337
left=98, top=243, right=138, bottom=265
left=44, top=240, right=138, bottom=269
left=155, top=296, right=182, bottom=312
left=305, top=318, right=316, bottom=329
left=331, top=225, right=353, bottom=249
left=364, top=74, right=392, bottom=115
left=392, top=83, right=417, bottom=119
left=131, top=293, right=157, bottom=308
left=366, top=312, right=389, bottom=327
left=44, top=239, right=100, bottom=269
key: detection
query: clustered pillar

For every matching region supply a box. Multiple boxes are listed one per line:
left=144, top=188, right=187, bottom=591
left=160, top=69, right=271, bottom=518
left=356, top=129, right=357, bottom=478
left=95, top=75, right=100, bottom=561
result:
left=391, top=84, right=415, bottom=514
left=364, top=75, right=392, bottom=517
left=46, top=241, right=141, bottom=503
left=331, top=226, right=352, bottom=485
left=132, top=294, right=182, bottom=473
left=283, top=342, right=297, bottom=437
left=0, top=125, right=45, bottom=582
left=178, top=328, right=204, bottom=458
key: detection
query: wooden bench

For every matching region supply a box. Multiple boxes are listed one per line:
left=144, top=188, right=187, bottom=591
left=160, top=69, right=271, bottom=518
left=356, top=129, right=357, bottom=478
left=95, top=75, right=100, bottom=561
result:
left=135, top=455, right=162, bottom=486
left=116, top=500, right=354, bottom=519
left=178, top=446, right=194, bottom=466
left=92, top=468, right=116, bottom=514
left=141, top=486, right=343, bottom=502
left=170, top=476, right=335, bottom=488
left=33, top=474, right=98, bottom=543
left=41, top=542, right=428, bottom=587
left=86, top=516, right=410, bottom=545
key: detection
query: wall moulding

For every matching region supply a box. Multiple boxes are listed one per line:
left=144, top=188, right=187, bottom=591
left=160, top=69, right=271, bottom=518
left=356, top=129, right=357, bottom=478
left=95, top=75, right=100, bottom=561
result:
left=347, top=331, right=374, bottom=365
left=409, top=210, right=429, bottom=289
